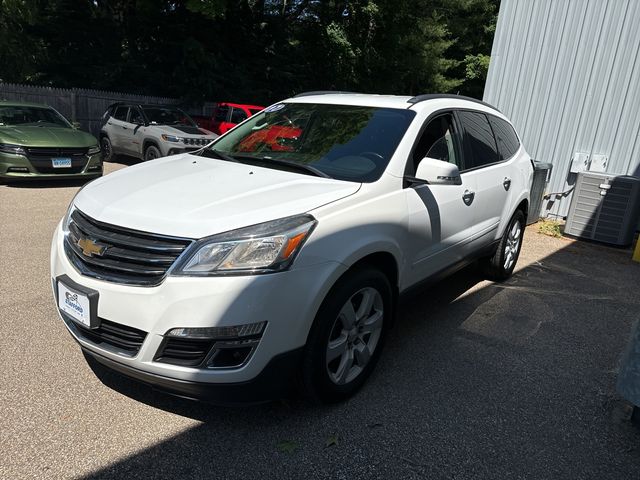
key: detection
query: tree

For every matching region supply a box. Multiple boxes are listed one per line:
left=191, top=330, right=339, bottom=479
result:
left=0, top=0, right=499, bottom=102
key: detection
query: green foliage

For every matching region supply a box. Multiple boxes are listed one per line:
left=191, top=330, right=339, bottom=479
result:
left=0, top=0, right=498, bottom=103
left=538, top=219, right=564, bottom=238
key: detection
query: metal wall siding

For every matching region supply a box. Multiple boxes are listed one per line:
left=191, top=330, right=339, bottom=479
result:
left=484, top=0, right=640, bottom=218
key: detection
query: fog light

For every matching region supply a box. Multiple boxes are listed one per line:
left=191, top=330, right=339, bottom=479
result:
left=166, top=321, right=266, bottom=340
left=7, top=167, right=29, bottom=173
left=206, top=339, right=260, bottom=368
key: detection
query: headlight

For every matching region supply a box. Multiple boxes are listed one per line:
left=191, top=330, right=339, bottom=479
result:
left=87, top=145, right=100, bottom=155
left=172, top=215, right=317, bottom=276
left=0, top=143, right=26, bottom=155
left=161, top=134, right=182, bottom=143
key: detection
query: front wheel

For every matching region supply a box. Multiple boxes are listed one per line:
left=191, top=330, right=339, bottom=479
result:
left=481, top=209, right=525, bottom=281
left=101, top=136, right=114, bottom=162
left=301, top=267, right=392, bottom=403
left=144, top=145, right=161, bottom=161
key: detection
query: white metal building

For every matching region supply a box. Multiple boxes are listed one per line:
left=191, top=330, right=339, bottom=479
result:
left=484, top=0, right=640, bottom=219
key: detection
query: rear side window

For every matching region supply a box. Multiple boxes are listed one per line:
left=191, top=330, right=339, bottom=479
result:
left=488, top=115, right=520, bottom=160
left=214, top=106, right=229, bottom=121
left=458, top=110, right=499, bottom=169
left=231, top=107, right=248, bottom=123
left=113, top=106, right=128, bottom=121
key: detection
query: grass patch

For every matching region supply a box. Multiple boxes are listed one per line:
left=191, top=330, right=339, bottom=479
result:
left=538, top=219, right=563, bottom=238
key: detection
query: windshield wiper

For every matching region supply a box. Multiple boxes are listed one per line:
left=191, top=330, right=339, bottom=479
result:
left=231, top=154, right=331, bottom=178
left=199, top=148, right=239, bottom=163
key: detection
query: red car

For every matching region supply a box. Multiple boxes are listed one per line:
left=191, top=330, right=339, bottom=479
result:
left=193, top=103, right=264, bottom=135
left=237, top=125, right=303, bottom=152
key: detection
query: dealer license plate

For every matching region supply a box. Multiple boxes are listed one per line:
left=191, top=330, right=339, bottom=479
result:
left=52, top=157, right=72, bottom=168
left=58, top=281, right=91, bottom=327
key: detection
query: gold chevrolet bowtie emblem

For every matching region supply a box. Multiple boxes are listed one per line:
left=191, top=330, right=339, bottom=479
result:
left=77, top=237, right=107, bottom=257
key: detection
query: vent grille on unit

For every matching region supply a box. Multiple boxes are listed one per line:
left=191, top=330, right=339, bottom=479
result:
left=564, top=172, right=640, bottom=246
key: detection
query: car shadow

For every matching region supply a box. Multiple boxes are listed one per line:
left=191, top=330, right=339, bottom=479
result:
left=2, top=177, right=94, bottom=189
left=85, top=264, right=486, bottom=421
left=79, top=236, right=640, bottom=479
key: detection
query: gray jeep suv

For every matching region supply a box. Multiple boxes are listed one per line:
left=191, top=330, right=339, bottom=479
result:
left=100, top=103, right=218, bottom=162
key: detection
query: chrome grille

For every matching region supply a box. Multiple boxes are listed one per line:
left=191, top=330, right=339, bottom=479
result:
left=64, top=210, right=193, bottom=286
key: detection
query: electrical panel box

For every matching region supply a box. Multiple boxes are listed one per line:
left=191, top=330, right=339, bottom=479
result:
left=589, top=154, right=608, bottom=172
left=570, top=152, right=590, bottom=173
left=565, top=172, right=640, bottom=246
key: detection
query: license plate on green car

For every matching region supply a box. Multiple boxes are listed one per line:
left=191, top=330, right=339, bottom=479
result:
left=52, top=157, right=72, bottom=168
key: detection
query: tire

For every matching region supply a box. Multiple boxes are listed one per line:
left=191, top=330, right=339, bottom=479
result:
left=101, top=136, right=114, bottom=162
left=144, top=145, right=161, bottom=161
left=301, top=267, right=392, bottom=403
left=481, top=209, right=525, bottom=281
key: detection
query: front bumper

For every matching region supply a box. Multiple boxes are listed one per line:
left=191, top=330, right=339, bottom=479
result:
left=0, top=151, right=102, bottom=180
left=51, top=222, right=345, bottom=392
left=82, top=345, right=303, bottom=404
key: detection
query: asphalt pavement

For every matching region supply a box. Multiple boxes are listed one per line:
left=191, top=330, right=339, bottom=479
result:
left=1, top=160, right=639, bottom=479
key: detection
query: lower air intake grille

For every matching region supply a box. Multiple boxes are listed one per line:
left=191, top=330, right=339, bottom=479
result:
left=61, top=312, right=147, bottom=357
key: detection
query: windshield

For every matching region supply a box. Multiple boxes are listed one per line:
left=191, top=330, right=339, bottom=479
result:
left=0, top=106, right=71, bottom=128
left=210, top=103, right=415, bottom=182
left=142, top=107, right=197, bottom=127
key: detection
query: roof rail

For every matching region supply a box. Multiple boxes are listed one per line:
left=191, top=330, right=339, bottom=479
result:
left=293, top=90, right=359, bottom=98
left=407, top=93, right=500, bottom=112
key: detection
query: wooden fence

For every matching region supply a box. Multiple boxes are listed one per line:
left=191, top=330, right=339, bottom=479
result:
left=0, top=83, right=215, bottom=136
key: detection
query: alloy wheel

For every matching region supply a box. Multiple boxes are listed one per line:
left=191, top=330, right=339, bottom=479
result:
left=326, top=287, right=384, bottom=385
left=503, top=219, right=522, bottom=270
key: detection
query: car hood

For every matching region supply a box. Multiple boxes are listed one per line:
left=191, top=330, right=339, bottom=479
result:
left=0, top=126, right=97, bottom=147
left=152, top=124, right=217, bottom=137
left=74, top=154, right=361, bottom=239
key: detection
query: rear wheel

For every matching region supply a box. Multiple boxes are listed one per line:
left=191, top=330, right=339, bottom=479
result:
left=481, top=209, right=525, bottom=281
left=301, top=267, right=392, bottom=403
left=144, top=145, right=161, bottom=161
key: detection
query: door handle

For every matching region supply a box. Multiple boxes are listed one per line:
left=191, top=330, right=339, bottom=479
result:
left=107, top=121, right=112, bottom=125
left=503, top=177, right=512, bottom=191
left=122, top=126, right=128, bottom=130
left=462, top=189, right=475, bottom=206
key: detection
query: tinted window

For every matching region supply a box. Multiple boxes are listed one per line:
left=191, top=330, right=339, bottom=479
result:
left=214, top=106, right=229, bottom=121
left=231, top=107, right=248, bottom=123
left=211, top=103, right=415, bottom=183
left=129, top=108, right=144, bottom=125
left=458, top=111, right=499, bottom=169
left=113, top=106, right=128, bottom=121
left=0, top=106, right=69, bottom=128
left=488, top=115, right=520, bottom=160
left=412, top=114, right=461, bottom=172
left=142, top=107, right=196, bottom=127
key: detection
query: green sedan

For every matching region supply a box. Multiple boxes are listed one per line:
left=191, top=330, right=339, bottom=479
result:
left=0, top=101, right=102, bottom=181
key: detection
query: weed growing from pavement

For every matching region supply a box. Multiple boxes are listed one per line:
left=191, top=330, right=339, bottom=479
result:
left=537, top=219, right=564, bottom=238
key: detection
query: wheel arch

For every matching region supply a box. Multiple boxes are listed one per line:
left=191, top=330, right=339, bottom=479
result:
left=142, top=138, right=160, bottom=151
left=305, top=248, right=401, bottom=345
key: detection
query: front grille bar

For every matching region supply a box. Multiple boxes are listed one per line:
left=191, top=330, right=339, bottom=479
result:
left=65, top=210, right=193, bottom=286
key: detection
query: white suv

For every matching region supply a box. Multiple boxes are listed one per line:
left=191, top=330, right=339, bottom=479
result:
left=51, top=93, right=533, bottom=404
left=100, top=103, right=218, bottom=162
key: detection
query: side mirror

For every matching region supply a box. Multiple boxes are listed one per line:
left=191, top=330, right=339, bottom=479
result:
left=71, top=121, right=81, bottom=129
left=414, top=157, right=462, bottom=185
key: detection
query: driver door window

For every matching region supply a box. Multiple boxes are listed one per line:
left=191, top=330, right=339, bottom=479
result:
left=411, top=114, right=462, bottom=174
